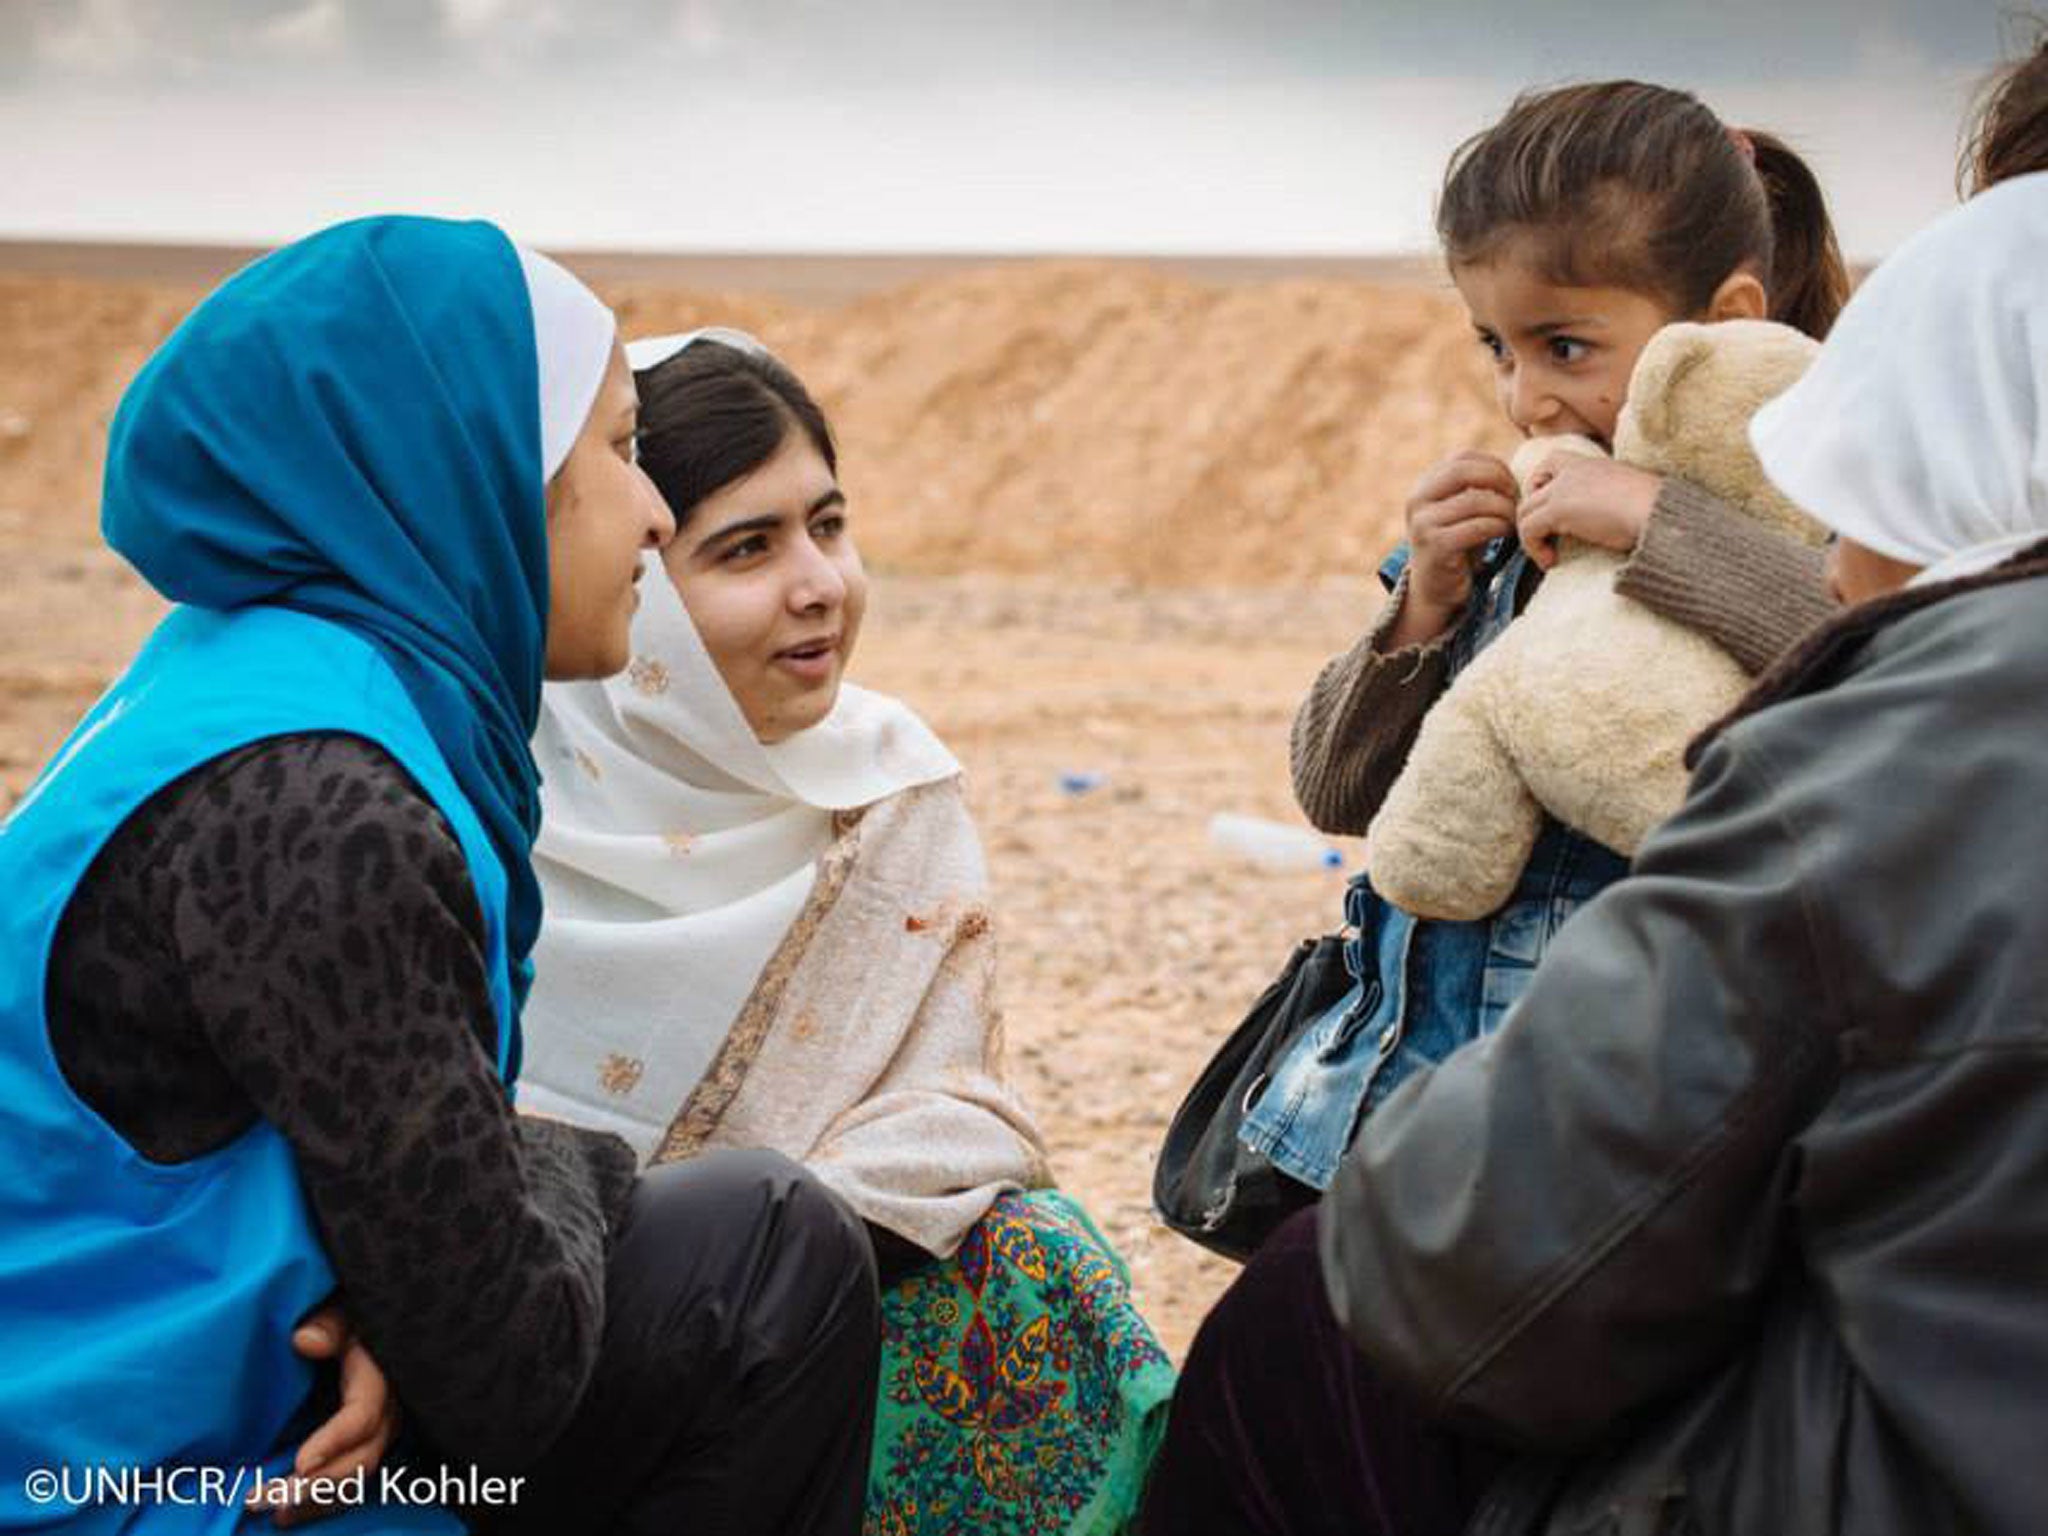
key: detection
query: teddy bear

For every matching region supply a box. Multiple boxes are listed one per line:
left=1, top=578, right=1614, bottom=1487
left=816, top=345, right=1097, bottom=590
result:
left=1362, top=319, right=1826, bottom=922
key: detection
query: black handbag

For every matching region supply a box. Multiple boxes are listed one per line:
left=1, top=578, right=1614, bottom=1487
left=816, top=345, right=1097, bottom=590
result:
left=1152, top=933, right=1355, bottom=1263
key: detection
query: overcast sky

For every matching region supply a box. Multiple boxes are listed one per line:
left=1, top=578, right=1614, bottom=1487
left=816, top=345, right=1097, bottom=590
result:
left=0, top=0, right=2026, bottom=257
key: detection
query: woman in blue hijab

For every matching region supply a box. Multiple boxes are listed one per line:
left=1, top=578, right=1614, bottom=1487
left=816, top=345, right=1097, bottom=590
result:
left=0, top=217, right=879, bottom=1535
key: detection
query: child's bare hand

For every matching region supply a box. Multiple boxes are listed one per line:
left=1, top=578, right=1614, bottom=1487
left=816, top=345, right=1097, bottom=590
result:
left=1386, top=452, right=1518, bottom=648
left=251, top=1305, right=400, bottom=1527
left=1516, top=457, right=1662, bottom=570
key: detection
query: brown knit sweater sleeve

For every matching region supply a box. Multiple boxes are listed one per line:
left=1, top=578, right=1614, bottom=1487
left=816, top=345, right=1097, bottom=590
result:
left=1615, top=476, right=1838, bottom=675
left=1291, top=480, right=1836, bottom=838
left=1288, top=566, right=1456, bottom=837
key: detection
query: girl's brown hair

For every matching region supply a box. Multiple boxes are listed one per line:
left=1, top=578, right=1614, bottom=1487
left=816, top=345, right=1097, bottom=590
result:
left=1961, top=27, right=2048, bottom=195
left=1436, top=81, right=1849, bottom=339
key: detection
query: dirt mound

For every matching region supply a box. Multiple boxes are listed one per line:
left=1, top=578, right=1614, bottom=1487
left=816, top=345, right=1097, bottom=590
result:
left=0, top=261, right=1512, bottom=584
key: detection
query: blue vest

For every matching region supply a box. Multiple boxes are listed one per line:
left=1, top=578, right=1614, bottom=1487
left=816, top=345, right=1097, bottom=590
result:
left=0, top=606, right=513, bottom=1534
left=1240, top=542, right=1631, bottom=1189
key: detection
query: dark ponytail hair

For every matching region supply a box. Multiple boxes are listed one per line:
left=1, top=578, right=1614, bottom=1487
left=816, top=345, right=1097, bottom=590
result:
left=1436, top=81, right=1849, bottom=339
left=1746, top=130, right=1847, bottom=339
left=1961, top=26, right=2048, bottom=195
left=632, top=340, right=837, bottom=525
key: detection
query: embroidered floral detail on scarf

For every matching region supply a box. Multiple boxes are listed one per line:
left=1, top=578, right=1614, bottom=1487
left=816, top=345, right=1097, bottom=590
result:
left=626, top=656, right=670, bottom=695
left=597, top=1054, right=643, bottom=1096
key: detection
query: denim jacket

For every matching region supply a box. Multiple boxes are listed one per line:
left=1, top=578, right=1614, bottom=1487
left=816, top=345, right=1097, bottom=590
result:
left=1239, top=542, right=1629, bottom=1190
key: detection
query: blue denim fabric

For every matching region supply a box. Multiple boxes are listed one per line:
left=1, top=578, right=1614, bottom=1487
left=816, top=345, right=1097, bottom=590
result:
left=1238, top=540, right=1630, bottom=1190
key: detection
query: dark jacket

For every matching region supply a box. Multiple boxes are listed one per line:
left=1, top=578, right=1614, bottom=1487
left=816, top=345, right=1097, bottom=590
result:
left=1319, top=549, right=2048, bottom=1536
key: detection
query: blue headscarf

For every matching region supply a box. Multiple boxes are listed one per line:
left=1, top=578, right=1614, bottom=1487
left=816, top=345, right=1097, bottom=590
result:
left=101, top=215, right=560, bottom=1009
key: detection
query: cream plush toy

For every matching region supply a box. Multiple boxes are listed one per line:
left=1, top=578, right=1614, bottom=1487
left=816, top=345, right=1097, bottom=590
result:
left=1364, top=319, right=1826, bottom=921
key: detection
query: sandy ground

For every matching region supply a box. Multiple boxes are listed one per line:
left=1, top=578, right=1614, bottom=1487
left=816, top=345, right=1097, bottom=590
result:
left=0, top=550, right=1369, bottom=1359
left=0, top=254, right=1504, bottom=1357
left=857, top=576, right=1373, bottom=1356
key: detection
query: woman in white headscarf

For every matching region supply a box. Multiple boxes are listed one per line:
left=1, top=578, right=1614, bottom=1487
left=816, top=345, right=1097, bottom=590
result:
left=1147, top=174, right=2048, bottom=1536
left=1748, top=188, right=2048, bottom=599
left=523, top=329, right=1174, bottom=1536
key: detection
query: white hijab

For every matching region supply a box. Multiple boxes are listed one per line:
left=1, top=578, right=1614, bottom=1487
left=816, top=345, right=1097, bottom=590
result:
left=1750, top=172, right=2048, bottom=588
left=518, top=330, right=961, bottom=1157
left=515, top=245, right=616, bottom=480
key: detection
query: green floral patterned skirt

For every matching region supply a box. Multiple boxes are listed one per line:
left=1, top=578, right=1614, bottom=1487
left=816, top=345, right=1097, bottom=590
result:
left=864, top=1190, right=1177, bottom=1536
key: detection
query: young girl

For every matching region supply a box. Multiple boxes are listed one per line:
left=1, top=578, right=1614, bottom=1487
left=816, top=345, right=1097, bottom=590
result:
left=1148, top=81, right=1848, bottom=1535
left=1233, top=80, right=1846, bottom=1202
left=520, top=330, right=1175, bottom=1536
left=1232, top=171, right=2048, bottom=1536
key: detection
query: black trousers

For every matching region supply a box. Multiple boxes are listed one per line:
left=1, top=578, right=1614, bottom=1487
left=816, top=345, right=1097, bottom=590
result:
left=475, top=1149, right=881, bottom=1536
left=1141, top=1208, right=1503, bottom=1536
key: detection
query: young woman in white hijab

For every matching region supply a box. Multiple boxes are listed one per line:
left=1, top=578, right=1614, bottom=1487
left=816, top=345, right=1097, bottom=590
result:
left=521, top=329, right=1174, bottom=1536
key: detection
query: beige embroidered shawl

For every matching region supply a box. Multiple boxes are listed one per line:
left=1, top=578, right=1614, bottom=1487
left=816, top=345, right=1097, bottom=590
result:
left=647, top=776, right=1048, bottom=1256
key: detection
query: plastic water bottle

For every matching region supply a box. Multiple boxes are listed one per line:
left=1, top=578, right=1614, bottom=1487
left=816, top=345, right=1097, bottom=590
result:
left=1207, top=813, right=1344, bottom=871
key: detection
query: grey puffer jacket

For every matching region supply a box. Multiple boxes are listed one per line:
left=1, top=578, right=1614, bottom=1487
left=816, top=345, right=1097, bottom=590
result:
left=1319, top=548, right=2048, bottom=1536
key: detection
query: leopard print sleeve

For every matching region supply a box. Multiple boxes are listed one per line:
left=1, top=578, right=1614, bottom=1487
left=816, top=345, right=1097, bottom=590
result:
left=51, top=731, right=637, bottom=1473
